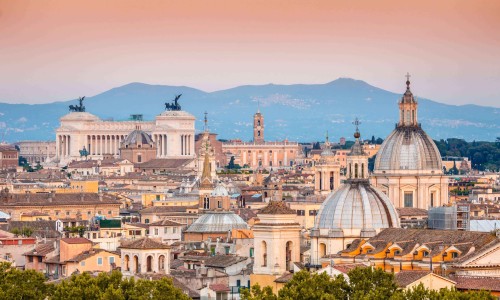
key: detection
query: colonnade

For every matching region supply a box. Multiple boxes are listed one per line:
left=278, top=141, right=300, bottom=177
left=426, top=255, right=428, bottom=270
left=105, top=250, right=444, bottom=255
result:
left=87, top=135, right=126, bottom=156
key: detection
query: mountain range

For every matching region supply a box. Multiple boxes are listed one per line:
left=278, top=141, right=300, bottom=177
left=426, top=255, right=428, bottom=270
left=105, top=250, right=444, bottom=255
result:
left=1, top=78, right=499, bottom=143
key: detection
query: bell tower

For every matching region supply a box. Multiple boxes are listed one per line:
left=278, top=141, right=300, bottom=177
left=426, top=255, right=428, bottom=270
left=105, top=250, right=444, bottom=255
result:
left=253, top=109, right=264, bottom=143
left=398, top=73, right=419, bottom=127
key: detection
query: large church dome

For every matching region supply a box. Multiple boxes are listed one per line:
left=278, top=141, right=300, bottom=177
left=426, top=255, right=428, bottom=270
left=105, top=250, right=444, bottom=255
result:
left=374, top=76, right=442, bottom=173
left=314, top=180, right=400, bottom=237
left=374, top=126, right=443, bottom=172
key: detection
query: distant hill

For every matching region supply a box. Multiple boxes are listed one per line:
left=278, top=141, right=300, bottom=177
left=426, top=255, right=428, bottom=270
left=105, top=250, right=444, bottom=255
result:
left=1, top=78, right=499, bottom=143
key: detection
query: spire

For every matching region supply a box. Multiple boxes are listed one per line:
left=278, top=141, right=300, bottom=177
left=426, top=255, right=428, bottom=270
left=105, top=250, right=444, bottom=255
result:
left=349, top=117, right=365, bottom=156
left=204, top=111, right=208, bottom=133
left=405, top=72, right=411, bottom=92
left=325, top=130, right=330, bottom=147
left=398, top=73, right=419, bottom=127
left=200, top=138, right=213, bottom=189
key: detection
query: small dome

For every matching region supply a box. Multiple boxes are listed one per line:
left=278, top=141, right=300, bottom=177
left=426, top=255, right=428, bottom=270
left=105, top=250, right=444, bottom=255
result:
left=122, top=130, right=153, bottom=147
left=60, top=112, right=100, bottom=122
left=374, top=126, right=442, bottom=172
left=186, top=211, right=248, bottom=233
left=314, top=180, right=399, bottom=235
left=211, top=184, right=229, bottom=197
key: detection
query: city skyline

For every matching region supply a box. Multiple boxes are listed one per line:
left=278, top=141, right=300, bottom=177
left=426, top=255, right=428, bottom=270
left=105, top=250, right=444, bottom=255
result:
left=1, top=0, right=499, bottom=107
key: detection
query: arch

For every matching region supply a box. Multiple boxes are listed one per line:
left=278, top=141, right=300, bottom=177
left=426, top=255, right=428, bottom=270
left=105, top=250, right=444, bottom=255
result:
left=349, top=163, right=352, bottom=179
left=159, top=255, right=166, bottom=271
left=354, top=163, right=358, bottom=178
left=319, top=243, right=326, bottom=258
left=124, top=254, right=130, bottom=271
left=286, top=241, right=293, bottom=271
left=146, top=255, right=153, bottom=272
left=361, top=163, right=365, bottom=178
left=134, top=255, right=139, bottom=273
left=261, top=241, right=267, bottom=267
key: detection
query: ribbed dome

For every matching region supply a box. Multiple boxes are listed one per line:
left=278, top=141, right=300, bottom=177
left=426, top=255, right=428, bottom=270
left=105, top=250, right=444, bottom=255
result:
left=60, top=112, right=100, bottom=122
left=122, top=130, right=153, bottom=147
left=211, top=184, right=229, bottom=197
left=314, top=180, right=399, bottom=235
left=374, top=126, right=442, bottom=172
left=186, top=211, right=248, bottom=233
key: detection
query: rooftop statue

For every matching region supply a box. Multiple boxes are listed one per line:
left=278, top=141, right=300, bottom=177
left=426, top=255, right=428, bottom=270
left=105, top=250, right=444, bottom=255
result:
left=69, top=96, right=86, bottom=112
left=164, top=94, right=182, bottom=111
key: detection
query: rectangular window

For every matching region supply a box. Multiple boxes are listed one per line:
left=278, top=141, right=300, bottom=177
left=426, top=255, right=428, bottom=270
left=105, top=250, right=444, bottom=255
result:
left=97, top=257, right=103, bottom=265
left=250, top=248, right=254, bottom=258
left=164, top=227, right=168, bottom=234
left=173, top=227, right=177, bottom=234
left=309, top=210, right=317, bottom=216
left=38, top=256, right=42, bottom=263
left=296, top=210, right=305, bottom=216
left=404, top=192, right=413, bottom=208
left=154, top=228, right=159, bottom=235
left=109, top=256, right=115, bottom=264
left=28, top=256, right=33, bottom=263
left=81, top=261, right=86, bottom=267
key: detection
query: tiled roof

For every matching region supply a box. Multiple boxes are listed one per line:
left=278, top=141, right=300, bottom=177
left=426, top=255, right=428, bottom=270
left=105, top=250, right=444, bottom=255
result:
left=203, top=255, right=247, bottom=268
left=333, top=263, right=366, bottom=274
left=23, top=243, right=55, bottom=256
left=135, top=158, right=194, bottom=169
left=209, top=284, right=230, bottom=292
left=61, top=238, right=92, bottom=244
left=259, top=201, right=295, bottom=215
left=274, top=272, right=294, bottom=283
left=396, top=207, right=428, bottom=217
left=140, top=206, right=197, bottom=214
left=0, top=192, right=121, bottom=206
left=149, top=219, right=183, bottom=227
left=395, top=271, right=432, bottom=287
left=120, top=237, right=170, bottom=249
left=451, top=275, right=500, bottom=292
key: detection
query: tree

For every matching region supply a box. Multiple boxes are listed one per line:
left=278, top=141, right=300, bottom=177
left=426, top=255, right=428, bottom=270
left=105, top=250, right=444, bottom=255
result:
left=0, top=262, right=52, bottom=300
left=371, top=135, right=376, bottom=144
left=347, top=267, right=398, bottom=299
left=241, top=283, right=277, bottom=300
left=376, top=137, right=384, bottom=144
left=278, top=270, right=349, bottom=300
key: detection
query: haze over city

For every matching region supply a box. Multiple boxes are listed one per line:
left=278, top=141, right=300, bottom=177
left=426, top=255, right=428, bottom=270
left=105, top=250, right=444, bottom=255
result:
left=1, top=0, right=500, bottom=107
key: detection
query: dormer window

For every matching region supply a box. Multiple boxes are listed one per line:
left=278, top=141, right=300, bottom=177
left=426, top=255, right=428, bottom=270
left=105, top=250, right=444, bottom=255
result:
left=422, top=251, right=429, bottom=257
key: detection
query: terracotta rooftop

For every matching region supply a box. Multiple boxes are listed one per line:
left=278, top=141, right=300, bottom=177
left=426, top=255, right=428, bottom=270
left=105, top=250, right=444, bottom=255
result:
left=23, top=243, right=55, bottom=257
left=209, top=284, right=230, bottom=292
left=451, top=275, right=500, bottom=292
left=120, top=237, right=170, bottom=249
left=259, top=201, right=295, bottom=215
left=0, top=192, right=120, bottom=206
left=333, top=263, right=367, bottom=274
left=66, top=248, right=115, bottom=263
left=135, top=158, right=194, bottom=169
left=61, top=238, right=92, bottom=244
left=395, top=271, right=432, bottom=287
left=396, top=207, right=428, bottom=217
left=274, top=272, right=294, bottom=283
left=204, top=255, right=248, bottom=268
left=148, top=219, right=183, bottom=227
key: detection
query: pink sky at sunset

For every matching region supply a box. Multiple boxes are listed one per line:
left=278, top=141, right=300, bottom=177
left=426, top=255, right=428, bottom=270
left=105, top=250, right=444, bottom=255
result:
left=0, top=0, right=499, bottom=106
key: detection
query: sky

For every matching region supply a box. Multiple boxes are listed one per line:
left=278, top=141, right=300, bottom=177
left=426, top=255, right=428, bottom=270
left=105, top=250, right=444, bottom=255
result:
left=0, top=0, right=499, bottom=107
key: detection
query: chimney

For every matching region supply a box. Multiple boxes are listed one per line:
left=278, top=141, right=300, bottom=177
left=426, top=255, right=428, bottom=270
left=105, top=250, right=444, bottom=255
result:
left=98, top=192, right=103, bottom=202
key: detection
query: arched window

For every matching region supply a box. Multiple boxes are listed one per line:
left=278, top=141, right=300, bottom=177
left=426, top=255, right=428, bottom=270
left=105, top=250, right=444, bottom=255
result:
left=204, top=196, right=210, bottom=209
left=262, top=241, right=267, bottom=267
left=257, top=120, right=261, bottom=126
left=319, top=243, right=326, bottom=258
left=124, top=255, right=130, bottom=271
left=159, top=255, right=165, bottom=271
left=286, top=241, right=293, bottom=271
left=146, top=255, right=153, bottom=272
left=258, top=131, right=261, bottom=136
left=361, top=163, right=365, bottom=178
left=354, top=163, right=359, bottom=178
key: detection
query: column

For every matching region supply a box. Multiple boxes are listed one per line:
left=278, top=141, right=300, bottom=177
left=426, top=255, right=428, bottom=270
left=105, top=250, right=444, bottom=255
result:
left=181, top=135, right=184, bottom=156
left=164, top=134, right=168, bottom=156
